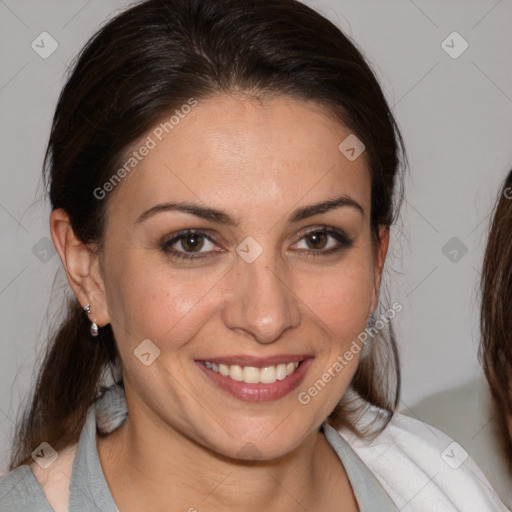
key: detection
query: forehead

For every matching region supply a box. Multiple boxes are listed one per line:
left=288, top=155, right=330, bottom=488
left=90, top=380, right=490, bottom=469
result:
left=108, top=94, right=371, bottom=221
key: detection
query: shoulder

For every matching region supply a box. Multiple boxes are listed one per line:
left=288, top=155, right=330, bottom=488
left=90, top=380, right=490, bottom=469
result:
left=0, top=443, right=78, bottom=512
left=30, top=443, right=78, bottom=512
left=337, top=407, right=508, bottom=512
left=404, top=378, right=512, bottom=508
left=0, top=465, right=49, bottom=511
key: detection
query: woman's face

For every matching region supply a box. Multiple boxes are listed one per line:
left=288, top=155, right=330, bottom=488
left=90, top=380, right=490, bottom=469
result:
left=96, top=94, right=387, bottom=460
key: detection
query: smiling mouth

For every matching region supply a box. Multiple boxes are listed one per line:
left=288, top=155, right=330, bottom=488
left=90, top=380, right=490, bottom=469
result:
left=202, top=361, right=300, bottom=384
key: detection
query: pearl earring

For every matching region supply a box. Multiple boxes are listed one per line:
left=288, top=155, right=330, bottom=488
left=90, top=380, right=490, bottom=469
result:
left=83, top=303, right=99, bottom=337
left=90, top=321, right=99, bottom=337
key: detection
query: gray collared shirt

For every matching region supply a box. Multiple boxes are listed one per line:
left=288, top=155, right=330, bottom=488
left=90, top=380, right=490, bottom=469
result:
left=0, top=401, right=398, bottom=511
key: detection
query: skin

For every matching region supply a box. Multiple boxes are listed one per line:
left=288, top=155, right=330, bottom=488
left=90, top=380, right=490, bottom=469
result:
left=51, top=94, right=389, bottom=511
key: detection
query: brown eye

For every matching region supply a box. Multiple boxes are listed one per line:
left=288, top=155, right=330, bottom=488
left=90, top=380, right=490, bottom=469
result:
left=305, top=231, right=328, bottom=250
left=293, top=227, right=353, bottom=257
left=161, top=230, right=218, bottom=260
left=179, top=233, right=205, bottom=252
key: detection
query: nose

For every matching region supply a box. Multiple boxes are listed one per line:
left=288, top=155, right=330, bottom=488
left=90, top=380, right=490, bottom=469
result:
left=221, top=254, right=301, bottom=344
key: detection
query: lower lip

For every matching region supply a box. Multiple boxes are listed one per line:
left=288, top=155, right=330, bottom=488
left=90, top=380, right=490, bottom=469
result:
left=196, top=359, right=313, bottom=402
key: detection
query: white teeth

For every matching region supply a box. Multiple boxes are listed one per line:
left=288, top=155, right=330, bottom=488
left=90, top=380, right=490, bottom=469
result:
left=276, top=363, right=287, bottom=381
left=260, top=366, right=276, bottom=384
left=286, top=362, right=297, bottom=376
left=243, top=366, right=260, bottom=384
left=204, top=360, right=301, bottom=384
left=229, top=365, right=244, bottom=381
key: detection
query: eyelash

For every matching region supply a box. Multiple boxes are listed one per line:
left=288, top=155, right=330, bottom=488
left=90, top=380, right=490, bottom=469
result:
left=160, top=227, right=353, bottom=262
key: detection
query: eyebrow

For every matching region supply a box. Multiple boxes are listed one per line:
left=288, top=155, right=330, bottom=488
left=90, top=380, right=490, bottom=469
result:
left=135, top=195, right=364, bottom=226
left=289, top=196, right=364, bottom=222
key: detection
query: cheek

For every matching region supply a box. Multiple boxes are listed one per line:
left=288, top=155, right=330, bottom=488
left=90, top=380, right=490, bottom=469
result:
left=296, top=257, right=374, bottom=340
left=106, top=252, right=225, bottom=348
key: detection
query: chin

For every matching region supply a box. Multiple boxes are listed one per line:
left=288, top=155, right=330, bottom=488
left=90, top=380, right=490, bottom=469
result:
left=195, top=416, right=318, bottom=463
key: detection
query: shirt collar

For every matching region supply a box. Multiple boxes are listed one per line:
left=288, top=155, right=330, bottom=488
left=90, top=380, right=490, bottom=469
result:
left=66, top=391, right=398, bottom=511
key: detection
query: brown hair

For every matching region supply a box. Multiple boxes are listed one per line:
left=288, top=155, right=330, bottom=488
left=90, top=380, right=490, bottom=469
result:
left=480, top=169, right=512, bottom=455
left=9, top=0, right=405, bottom=469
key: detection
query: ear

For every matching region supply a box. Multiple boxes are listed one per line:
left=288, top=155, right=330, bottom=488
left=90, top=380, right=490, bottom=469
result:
left=50, top=208, right=110, bottom=328
left=369, top=225, right=390, bottom=313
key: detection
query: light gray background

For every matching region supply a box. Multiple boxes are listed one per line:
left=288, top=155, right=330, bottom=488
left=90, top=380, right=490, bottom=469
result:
left=1, top=0, right=511, bottom=471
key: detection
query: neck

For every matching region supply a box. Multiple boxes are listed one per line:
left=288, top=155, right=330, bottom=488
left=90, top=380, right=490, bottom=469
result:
left=97, top=393, right=356, bottom=511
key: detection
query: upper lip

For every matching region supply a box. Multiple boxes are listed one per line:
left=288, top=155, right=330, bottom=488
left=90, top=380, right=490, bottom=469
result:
left=196, top=354, right=312, bottom=368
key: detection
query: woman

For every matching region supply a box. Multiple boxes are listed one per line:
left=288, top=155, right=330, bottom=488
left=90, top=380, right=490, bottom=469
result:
left=0, top=0, right=506, bottom=510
